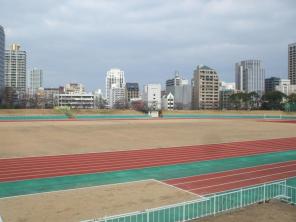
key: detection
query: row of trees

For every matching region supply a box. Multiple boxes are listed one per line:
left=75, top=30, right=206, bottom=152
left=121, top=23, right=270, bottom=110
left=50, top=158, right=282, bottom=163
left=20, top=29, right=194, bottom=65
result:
left=228, top=91, right=296, bottom=110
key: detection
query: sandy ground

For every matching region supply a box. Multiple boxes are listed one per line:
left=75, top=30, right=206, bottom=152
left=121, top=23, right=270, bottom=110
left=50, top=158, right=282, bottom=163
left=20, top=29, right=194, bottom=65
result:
left=0, top=180, right=198, bottom=222
left=0, top=119, right=296, bottom=158
left=198, top=200, right=296, bottom=222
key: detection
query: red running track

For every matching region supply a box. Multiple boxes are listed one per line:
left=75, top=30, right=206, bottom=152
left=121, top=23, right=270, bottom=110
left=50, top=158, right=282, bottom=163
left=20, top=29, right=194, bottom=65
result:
left=1, top=137, right=296, bottom=182
left=164, top=160, right=296, bottom=195
left=260, top=120, right=296, bottom=124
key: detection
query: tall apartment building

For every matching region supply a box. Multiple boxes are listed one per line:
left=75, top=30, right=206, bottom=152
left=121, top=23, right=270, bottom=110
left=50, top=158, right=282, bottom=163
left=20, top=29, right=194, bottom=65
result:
left=265, top=77, right=281, bottom=93
left=105, top=68, right=125, bottom=108
left=0, top=25, right=4, bottom=99
left=29, top=68, right=43, bottom=95
left=235, top=60, right=265, bottom=95
left=289, top=43, right=296, bottom=84
left=125, top=83, right=139, bottom=103
left=192, top=65, right=219, bottom=109
left=143, top=84, right=161, bottom=110
left=166, top=72, right=192, bottom=109
left=4, top=43, right=27, bottom=95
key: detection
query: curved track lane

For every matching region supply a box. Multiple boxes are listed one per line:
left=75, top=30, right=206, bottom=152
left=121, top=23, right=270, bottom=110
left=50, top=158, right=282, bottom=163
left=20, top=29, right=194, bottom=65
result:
left=1, top=137, right=296, bottom=182
left=164, top=160, right=296, bottom=195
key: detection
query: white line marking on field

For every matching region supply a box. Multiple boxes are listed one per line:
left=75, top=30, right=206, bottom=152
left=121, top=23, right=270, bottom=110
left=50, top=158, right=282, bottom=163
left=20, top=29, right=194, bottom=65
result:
left=152, top=179, right=203, bottom=199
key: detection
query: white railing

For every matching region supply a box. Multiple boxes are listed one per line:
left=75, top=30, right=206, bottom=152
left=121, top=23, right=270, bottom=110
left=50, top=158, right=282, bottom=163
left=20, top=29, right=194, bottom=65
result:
left=278, top=183, right=296, bottom=204
left=81, top=180, right=296, bottom=222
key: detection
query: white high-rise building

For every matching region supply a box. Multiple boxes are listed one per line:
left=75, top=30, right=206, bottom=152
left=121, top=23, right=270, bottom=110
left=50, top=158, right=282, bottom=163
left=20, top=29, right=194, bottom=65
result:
left=4, top=43, right=27, bottom=95
left=29, top=68, right=43, bottom=95
left=235, top=60, right=265, bottom=95
left=143, top=84, right=161, bottom=110
left=105, top=68, right=125, bottom=108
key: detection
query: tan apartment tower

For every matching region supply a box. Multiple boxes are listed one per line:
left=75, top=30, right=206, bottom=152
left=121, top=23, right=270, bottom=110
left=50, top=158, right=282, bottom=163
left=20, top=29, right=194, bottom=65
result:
left=192, top=65, right=219, bottom=109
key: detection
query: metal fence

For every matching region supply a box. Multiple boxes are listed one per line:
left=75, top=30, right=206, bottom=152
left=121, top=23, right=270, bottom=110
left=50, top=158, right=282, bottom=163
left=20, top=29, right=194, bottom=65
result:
left=162, top=114, right=296, bottom=120
left=281, top=184, right=296, bottom=204
left=81, top=180, right=296, bottom=222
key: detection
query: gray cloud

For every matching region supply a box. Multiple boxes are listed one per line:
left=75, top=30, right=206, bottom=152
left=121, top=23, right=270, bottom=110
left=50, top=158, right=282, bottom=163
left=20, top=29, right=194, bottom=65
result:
left=1, top=0, right=296, bottom=91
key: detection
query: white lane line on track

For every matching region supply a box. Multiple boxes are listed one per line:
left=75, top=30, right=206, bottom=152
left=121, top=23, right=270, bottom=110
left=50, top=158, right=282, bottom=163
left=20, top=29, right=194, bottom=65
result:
left=188, top=170, right=296, bottom=192
left=152, top=179, right=203, bottom=199
left=165, top=159, right=296, bottom=183
left=170, top=162, right=296, bottom=186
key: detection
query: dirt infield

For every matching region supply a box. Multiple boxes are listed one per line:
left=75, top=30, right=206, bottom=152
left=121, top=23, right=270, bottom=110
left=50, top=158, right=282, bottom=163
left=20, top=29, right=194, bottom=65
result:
left=0, top=180, right=198, bottom=222
left=197, top=200, right=296, bottom=222
left=1, top=118, right=296, bottom=158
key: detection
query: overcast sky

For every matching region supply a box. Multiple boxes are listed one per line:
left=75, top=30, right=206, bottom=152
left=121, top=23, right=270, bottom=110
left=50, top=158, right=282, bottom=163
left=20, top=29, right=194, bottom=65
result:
left=1, top=0, right=296, bottom=91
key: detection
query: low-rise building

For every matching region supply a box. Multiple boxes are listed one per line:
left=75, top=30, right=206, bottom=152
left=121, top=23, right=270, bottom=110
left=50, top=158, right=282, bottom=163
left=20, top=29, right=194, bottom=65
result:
left=54, top=93, right=95, bottom=109
left=265, top=77, right=281, bottom=93
left=275, top=79, right=296, bottom=95
left=64, top=83, right=85, bottom=94
left=54, top=83, right=94, bottom=109
left=162, top=92, right=174, bottom=110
